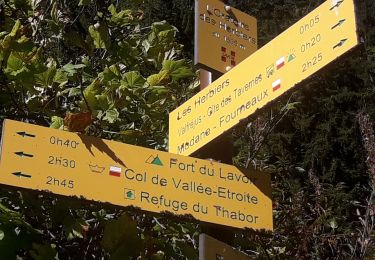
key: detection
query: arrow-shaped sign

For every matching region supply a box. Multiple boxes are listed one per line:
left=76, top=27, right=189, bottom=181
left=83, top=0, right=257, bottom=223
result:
left=330, top=0, right=344, bottom=10
left=16, top=131, right=36, bottom=138
left=333, top=38, right=348, bottom=49
left=12, top=172, right=32, bottom=178
left=14, top=151, right=34, bottom=158
left=331, top=19, right=346, bottom=29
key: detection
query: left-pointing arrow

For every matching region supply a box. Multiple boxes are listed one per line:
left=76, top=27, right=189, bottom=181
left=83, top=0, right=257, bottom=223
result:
left=12, top=172, right=32, bottom=178
left=16, top=131, right=36, bottom=138
left=14, top=151, right=34, bottom=158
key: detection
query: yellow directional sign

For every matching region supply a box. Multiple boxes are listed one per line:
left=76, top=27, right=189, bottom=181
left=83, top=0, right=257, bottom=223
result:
left=169, top=0, right=359, bottom=155
left=195, top=0, right=257, bottom=74
left=0, top=119, right=272, bottom=230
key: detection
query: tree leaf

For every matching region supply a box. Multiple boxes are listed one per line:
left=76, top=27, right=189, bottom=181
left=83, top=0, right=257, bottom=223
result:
left=89, top=24, right=111, bottom=49
left=96, top=94, right=111, bottom=110
left=83, top=78, right=102, bottom=110
left=108, top=4, right=135, bottom=26
left=101, top=65, right=121, bottom=84
left=78, top=0, right=92, bottom=6
left=62, top=215, right=89, bottom=240
left=64, top=111, right=93, bottom=132
left=122, top=71, right=146, bottom=89
left=6, top=52, right=23, bottom=72
left=102, top=214, right=143, bottom=259
left=54, top=69, right=68, bottom=86
left=62, top=63, right=86, bottom=76
left=151, top=21, right=177, bottom=35
left=50, top=116, right=64, bottom=129
left=162, top=59, right=194, bottom=81
left=35, top=61, right=57, bottom=88
left=103, top=109, right=119, bottom=123
left=147, top=70, right=170, bottom=86
left=29, top=243, right=57, bottom=260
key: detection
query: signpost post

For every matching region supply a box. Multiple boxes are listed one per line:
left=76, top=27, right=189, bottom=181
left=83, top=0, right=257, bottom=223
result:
left=169, top=0, right=360, bottom=156
left=199, top=233, right=252, bottom=260
left=0, top=119, right=273, bottom=230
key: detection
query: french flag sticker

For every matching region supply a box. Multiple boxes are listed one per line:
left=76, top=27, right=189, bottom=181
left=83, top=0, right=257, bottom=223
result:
left=272, top=79, right=281, bottom=91
left=276, top=56, right=285, bottom=70
left=109, top=166, right=121, bottom=177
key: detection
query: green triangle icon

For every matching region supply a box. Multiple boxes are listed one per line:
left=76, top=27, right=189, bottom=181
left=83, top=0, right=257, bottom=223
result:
left=288, top=53, right=296, bottom=62
left=151, top=156, right=163, bottom=166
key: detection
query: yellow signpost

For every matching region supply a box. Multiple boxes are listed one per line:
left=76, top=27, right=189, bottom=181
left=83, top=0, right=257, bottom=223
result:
left=199, top=233, right=251, bottom=260
left=194, top=0, right=257, bottom=74
left=170, top=0, right=359, bottom=156
left=0, top=119, right=272, bottom=230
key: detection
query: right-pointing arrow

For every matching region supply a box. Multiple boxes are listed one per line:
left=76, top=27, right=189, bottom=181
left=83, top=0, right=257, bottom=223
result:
left=333, top=39, right=348, bottom=49
left=14, top=151, right=34, bottom=158
left=331, top=19, right=346, bottom=30
left=330, top=0, right=344, bottom=10
left=12, top=172, right=32, bottom=178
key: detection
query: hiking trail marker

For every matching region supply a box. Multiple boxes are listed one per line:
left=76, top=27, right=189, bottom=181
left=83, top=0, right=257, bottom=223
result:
left=194, top=0, right=257, bottom=74
left=169, top=0, right=359, bottom=156
left=0, top=119, right=272, bottom=230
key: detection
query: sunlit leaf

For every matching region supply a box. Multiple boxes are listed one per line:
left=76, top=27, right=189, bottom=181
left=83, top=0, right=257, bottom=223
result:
left=34, top=61, right=57, bottom=88
left=122, top=71, right=146, bottom=89
left=62, top=63, right=86, bottom=76
left=101, top=65, right=121, bottom=84
left=89, top=24, right=111, bottom=49
left=108, top=4, right=135, bottom=26
left=103, top=109, right=119, bottom=123
left=64, top=111, right=93, bottom=132
left=162, top=59, right=194, bottom=81
left=83, top=78, right=102, bottom=110
left=50, top=116, right=64, bottom=129
left=147, top=70, right=170, bottom=86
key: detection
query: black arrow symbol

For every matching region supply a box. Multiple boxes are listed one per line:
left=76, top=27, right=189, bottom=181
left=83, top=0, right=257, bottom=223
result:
left=17, top=131, right=36, bottom=138
left=14, top=151, right=34, bottom=158
left=331, top=19, right=346, bottom=30
left=333, top=38, right=348, bottom=49
left=330, top=0, right=344, bottom=10
left=12, top=172, right=32, bottom=178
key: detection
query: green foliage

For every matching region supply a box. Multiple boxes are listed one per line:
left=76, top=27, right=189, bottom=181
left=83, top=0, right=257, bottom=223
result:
left=29, top=243, right=57, bottom=260
left=89, top=24, right=111, bottom=49
left=0, top=0, right=197, bottom=258
left=231, top=0, right=375, bottom=257
left=102, top=215, right=143, bottom=258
